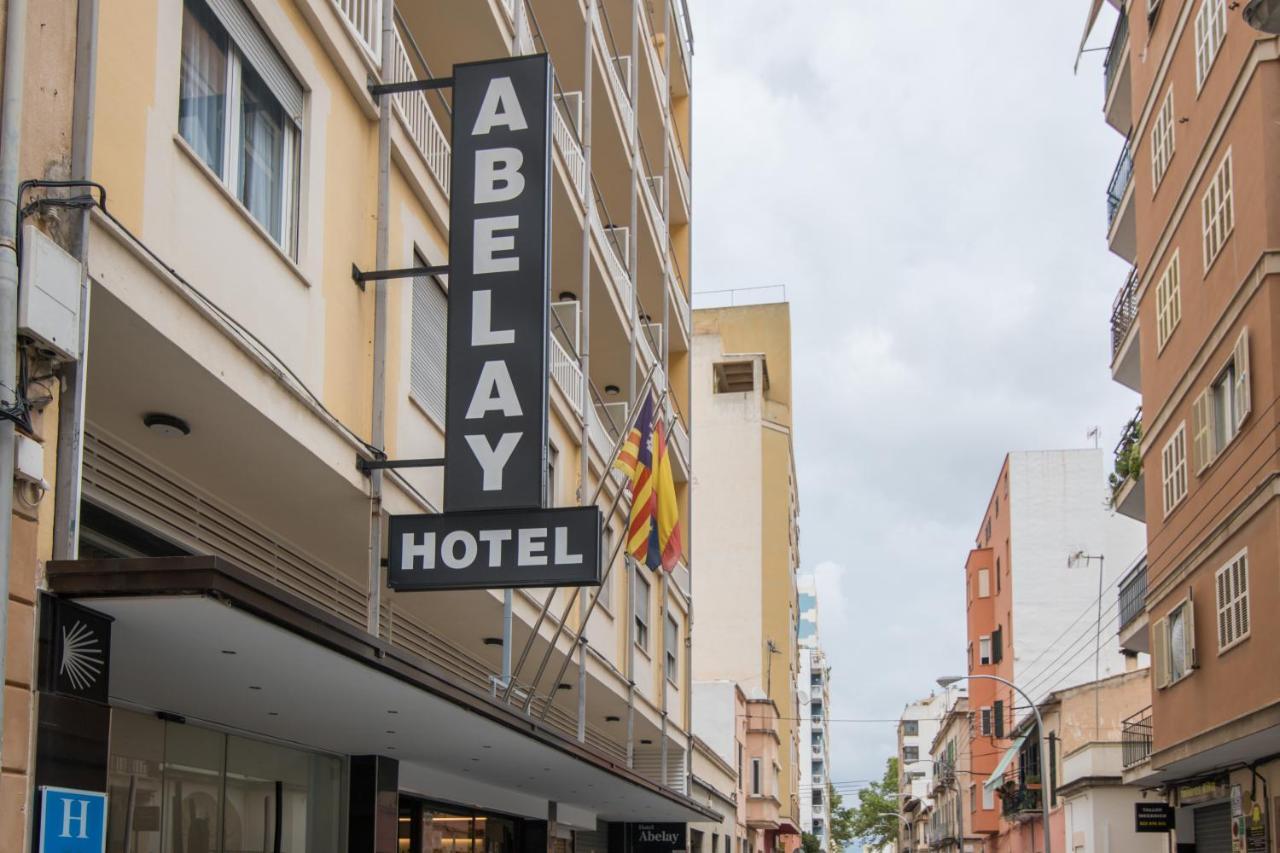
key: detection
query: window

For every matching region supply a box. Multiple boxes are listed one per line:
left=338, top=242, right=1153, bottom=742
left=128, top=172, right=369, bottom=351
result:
left=633, top=569, right=650, bottom=651
left=1151, top=89, right=1175, bottom=189
left=1215, top=550, right=1250, bottom=652
left=1161, top=422, right=1188, bottom=515
left=979, top=635, right=991, bottom=666
left=665, top=614, right=679, bottom=682
left=979, top=708, right=992, bottom=737
left=713, top=360, right=754, bottom=393
left=903, top=746, right=919, bottom=762
left=410, top=260, right=448, bottom=424
left=750, top=758, right=762, bottom=796
left=982, top=784, right=994, bottom=811
left=179, top=0, right=302, bottom=255
left=736, top=741, right=743, bottom=787
left=1202, top=149, right=1234, bottom=270
left=996, top=556, right=1001, bottom=592
left=1195, top=0, right=1227, bottom=91
left=1193, top=329, right=1251, bottom=472
left=967, top=642, right=974, bottom=670
left=993, top=700, right=1005, bottom=738
left=977, top=568, right=990, bottom=598
left=1155, top=251, right=1181, bottom=352
left=595, top=525, right=615, bottom=612
left=970, top=784, right=977, bottom=813
left=902, top=720, right=919, bottom=737
left=992, top=626, right=1003, bottom=663
left=1153, top=598, right=1195, bottom=687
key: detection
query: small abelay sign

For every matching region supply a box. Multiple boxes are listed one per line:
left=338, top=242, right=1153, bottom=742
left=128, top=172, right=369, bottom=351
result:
left=631, top=823, right=687, bottom=853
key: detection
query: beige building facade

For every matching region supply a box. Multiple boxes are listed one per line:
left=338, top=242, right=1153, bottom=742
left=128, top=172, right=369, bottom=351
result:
left=0, top=0, right=710, bottom=849
left=691, top=302, right=801, bottom=853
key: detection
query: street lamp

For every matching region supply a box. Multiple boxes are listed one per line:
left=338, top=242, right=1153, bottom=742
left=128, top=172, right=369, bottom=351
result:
left=1068, top=550, right=1105, bottom=741
left=1244, top=0, right=1280, bottom=33
left=937, top=674, right=1053, bottom=853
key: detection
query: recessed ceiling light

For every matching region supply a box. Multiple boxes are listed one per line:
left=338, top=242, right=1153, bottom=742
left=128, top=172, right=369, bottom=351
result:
left=388, top=710, right=399, bottom=714
left=387, top=747, right=396, bottom=751
left=605, top=384, right=621, bottom=397
left=482, top=745, right=492, bottom=749
left=386, top=730, right=396, bottom=735
left=606, top=715, right=620, bottom=722
left=472, top=758, right=480, bottom=762
left=558, top=291, right=578, bottom=301
left=221, top=650, right=237, bottom=655
left=483, top=637, right=504, bottom=646
left=268, top=712, right=279, bottom=716
left=557, top=683, right=572, bottom=691
left=640, top=739, right=653, bottom=745
left=249, top=686, right=262, bottom=691
left=143, top=413, right=191, bottom=437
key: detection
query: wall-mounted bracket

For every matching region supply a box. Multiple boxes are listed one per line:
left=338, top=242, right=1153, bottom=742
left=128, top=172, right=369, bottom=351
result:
left=357, top=455, right=447, bottom=475
left=367, top=76, right=454, bottom=99
left=351, top=263, right=450, bottom=291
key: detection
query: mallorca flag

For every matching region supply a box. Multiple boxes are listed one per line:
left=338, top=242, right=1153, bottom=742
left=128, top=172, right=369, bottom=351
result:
left=614, top=393, right=683, bottom=572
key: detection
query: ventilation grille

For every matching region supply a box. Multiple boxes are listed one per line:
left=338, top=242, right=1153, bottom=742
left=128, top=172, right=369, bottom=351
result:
left=634, top=744, right=687, bottom=793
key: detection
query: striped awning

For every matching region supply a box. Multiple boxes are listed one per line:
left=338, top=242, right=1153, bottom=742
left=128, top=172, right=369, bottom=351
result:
left=984, top=736, right=1027, bottom=792
left=1075, top=0, right=1107, bottom=71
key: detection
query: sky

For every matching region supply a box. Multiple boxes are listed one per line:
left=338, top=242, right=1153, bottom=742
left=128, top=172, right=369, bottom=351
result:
left=688, top=0, right=1134, bottom=804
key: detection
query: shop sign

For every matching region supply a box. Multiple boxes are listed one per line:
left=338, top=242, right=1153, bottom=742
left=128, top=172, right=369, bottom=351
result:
left=631, top=823, right=687, bottom=853
left=1244, top=793, right=1267, bottom=853
left=38, top=786, right=107, bottom=853
left=388, top=506, right=601, bottom=590
left=1135, top=802, right=1175, bottom=833
left=1178, top=775, right=1230, bottom=805
left=445, top=53, right=553, bottom=513
left=40, top=595, right=112, bottom=705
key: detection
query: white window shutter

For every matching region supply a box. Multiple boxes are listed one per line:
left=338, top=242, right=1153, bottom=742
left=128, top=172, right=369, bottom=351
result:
left=1152, top=616, right=1170, bottom=688
left=1233, top=328, right=1251, bottom=428
left=1192, top=389, right=1212, bottom=473
left=1234, top=556, right=1249, bottom=640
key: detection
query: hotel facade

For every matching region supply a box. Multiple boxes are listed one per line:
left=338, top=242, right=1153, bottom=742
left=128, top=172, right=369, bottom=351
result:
left=0, top=0, right=704, bottom=850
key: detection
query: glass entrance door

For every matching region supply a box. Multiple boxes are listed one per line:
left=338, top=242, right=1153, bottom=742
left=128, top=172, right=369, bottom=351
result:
left=398, top=798, right=518, bottom=853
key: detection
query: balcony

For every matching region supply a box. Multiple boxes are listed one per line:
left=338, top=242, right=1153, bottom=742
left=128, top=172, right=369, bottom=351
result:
left=1108, top=409, right=1144, bottom=521
left=1110, top=267, right=1141, bottom=392
left=1000, top=785, right=1042, bottom=820
left=1118, top=557, right=1149, bottom=654
left=1103, top=8, right=1132, bottom=134
left=1107, top=141, right=1136, bottom=262
left=1122, top=707, right=1153, bottom=769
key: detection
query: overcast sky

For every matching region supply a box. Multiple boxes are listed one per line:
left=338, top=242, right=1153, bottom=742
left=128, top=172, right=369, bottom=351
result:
left=689, top=0, right=1134, bottom=807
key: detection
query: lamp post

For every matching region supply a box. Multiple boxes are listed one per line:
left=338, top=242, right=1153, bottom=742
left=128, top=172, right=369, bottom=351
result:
left=937, top=674, right=1052, bottom=853
left=1068, top=550, right=1105, bottom=741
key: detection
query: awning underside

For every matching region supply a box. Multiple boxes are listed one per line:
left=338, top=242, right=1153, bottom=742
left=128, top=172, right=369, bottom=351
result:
left=984, top=736, right=1027, bottom=793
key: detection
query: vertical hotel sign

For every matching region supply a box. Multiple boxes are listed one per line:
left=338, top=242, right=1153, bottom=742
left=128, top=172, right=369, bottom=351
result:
left=445, top=55, right=553, bottom=512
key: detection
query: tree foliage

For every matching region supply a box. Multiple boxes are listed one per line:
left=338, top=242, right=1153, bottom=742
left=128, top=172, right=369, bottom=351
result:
left=845, top=757, right=900, bottom=846
left=800, top=832, right=823, bottom=853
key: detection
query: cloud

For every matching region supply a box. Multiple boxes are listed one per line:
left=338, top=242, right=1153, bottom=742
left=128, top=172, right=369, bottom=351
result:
left=691, top=0, right=1137, bottom=788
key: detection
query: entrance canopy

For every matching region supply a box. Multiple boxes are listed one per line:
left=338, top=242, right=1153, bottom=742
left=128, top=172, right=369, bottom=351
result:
left=47, top=556, right=718, bottom=826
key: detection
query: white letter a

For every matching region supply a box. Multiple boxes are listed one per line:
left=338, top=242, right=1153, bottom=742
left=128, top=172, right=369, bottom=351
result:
left=472, top=77, right=528, bottom=135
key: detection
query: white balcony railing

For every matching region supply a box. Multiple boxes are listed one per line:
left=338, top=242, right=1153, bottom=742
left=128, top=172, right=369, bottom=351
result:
left=668, top=269, right=690, bottom=337
left=550, top=336, right=584, bottom=417
left=390, top=29, right=451, bottom=195
left=591, top=208, right=632, bottom=308
left=332, top=0, right=382, bottom=62
left=553, top=95, right=587, bottom=202
left=592, top=7, right=635, bottom=139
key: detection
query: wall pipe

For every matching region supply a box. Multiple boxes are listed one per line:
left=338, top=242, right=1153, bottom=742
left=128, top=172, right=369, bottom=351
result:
left=0, top=0, right=29, bottom=777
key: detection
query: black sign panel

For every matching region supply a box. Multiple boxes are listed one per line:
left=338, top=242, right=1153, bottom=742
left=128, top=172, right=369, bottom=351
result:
left=631, top=824, right=687, bottom=853
left=388, top=506, right=601, bottom=591
left=39, top=594, right=112, bottom=705
left=1135, top=802, right=1175, bottom=833
left=445, top=54, right=553, bottom=512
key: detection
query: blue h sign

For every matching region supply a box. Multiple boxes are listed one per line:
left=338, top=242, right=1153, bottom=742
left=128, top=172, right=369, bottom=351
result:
left=39, top=787, right=107, bottom=853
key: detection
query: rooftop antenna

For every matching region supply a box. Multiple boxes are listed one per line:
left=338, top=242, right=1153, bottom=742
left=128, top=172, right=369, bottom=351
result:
left=1086, top=426, right=1100, bottom=448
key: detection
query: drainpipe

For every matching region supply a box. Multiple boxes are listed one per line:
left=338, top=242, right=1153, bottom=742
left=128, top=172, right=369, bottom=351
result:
left=53, top=0, right=101, bottom=564
left=0, top=0, right=30, bottom=776
left=577, top=0, right=593, bottom=508
left=367, top=0, right=395, bottom=635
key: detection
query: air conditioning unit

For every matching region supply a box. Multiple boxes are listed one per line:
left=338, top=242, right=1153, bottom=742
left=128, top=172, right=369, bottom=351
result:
left=604, top=225, right=629, bottom=264
left=18, top=225, right=82, bottom=361
left=646, top=176, right=665, bottom=211
left=613, top=55, right=632, bottom=91
left=555, top=90, right=583, bottom=134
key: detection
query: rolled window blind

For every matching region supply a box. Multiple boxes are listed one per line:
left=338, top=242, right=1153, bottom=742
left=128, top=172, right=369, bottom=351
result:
left=205, top=0, right=303, bottom=122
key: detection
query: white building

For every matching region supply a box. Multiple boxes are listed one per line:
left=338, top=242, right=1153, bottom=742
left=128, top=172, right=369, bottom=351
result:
left=797, top=576, right=833, bottom=849
left=897, top=686, right=965, bottom=852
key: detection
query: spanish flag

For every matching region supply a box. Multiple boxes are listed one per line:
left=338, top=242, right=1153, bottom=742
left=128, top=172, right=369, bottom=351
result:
left=614, top=393, right=683, bottom=572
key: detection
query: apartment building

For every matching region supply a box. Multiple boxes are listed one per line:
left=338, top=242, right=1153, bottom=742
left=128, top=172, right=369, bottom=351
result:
left=897, top=687, right=965, bottom=852
left=982, top=671, right=1160, bottom=853
left=1084, top=0, right=1280, bottom=847
left=692, top=302, right=802, bottom=853
left=962, top=450, right=1146, bottom=849
left=927, top=696, right=982, bottom=853
left=689, top=733, right=742, bottom=853
left=0, top=0, right=704, bottom=850
left=796, top=576, right=834, bottom=851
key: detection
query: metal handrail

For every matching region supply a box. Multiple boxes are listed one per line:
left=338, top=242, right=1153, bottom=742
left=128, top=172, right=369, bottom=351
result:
left=1121, top=706, right=1153, bottom=768
left=394, top=8, right=451, bottom=115
left=1110, top=267, right=1139, bottom=357
left=1104, top=9, right=1129, bottom=97
left=1107, top=140, right=1134, bottom=227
